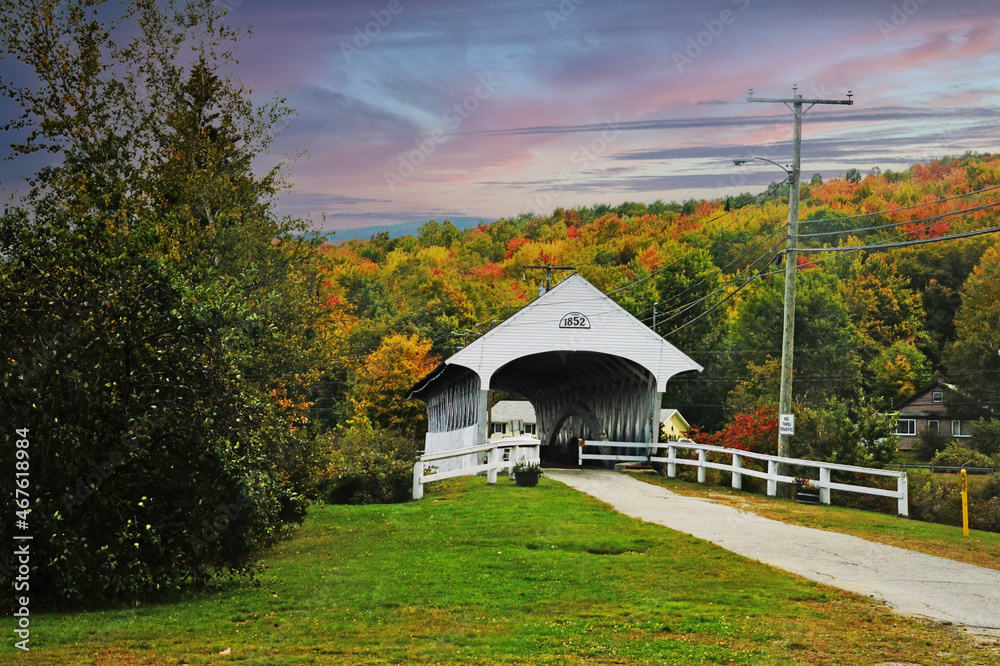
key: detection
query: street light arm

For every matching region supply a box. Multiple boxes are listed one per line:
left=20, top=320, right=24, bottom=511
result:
left=733, top=156, right=793, bottom=179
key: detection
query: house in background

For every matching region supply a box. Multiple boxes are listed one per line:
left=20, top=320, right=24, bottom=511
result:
left=487, top=400, right=538, bottom=439
left=660, top=408, right=691, bottom=441
left=894, top=380, right=975, bottom=450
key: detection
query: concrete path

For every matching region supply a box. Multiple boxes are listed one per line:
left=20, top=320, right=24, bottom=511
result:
left=547, top=468, right=1000, bottom=630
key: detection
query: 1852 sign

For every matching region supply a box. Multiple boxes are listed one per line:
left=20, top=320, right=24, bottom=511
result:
left=559, top=312, right=591, bottom=329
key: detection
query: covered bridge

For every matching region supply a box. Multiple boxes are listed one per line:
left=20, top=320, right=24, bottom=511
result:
left=408, top=274, right=702, bottom=469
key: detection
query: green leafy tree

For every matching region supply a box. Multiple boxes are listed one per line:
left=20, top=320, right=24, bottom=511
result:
left=727, top=269, right=862, bottom=407
left=796, top=397, right=898, bottom=468
left=945, top=241, right=1000, bottom=415
left=0, top=0, right=328, bottom=604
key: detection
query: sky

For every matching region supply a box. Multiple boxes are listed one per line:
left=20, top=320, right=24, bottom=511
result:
left=2, top=0, right=1000, bottom=234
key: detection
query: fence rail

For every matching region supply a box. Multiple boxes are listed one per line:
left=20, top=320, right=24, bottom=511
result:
left=889, top=463, right=997, bottom=475
left=580, top=439, right=909, bottom=516
left=412, top=437, right=540, bottom=500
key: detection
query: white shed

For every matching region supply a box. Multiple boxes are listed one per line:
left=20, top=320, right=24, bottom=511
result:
left=410, top=274, right=702, bottom=468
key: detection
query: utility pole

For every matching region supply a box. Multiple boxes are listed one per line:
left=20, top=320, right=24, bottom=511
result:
left=523, top=265, right=574, bottom=295
left=747, top=86, right=853, bottom=487
left=652, top=302, right=658, bottom=333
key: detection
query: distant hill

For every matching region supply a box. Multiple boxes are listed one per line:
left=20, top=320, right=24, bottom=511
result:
left=311, top=216, right=493, bottom=243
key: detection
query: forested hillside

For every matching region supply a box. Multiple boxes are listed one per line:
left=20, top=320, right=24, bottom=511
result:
left=318, top=153, right=1000, bottom=448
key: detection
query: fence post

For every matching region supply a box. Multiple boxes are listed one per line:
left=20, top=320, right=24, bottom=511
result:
left=578, top=440, right=585, bottom=466
left=697, top=448, right=707, bottom=484
left=412, top=460, right=424, bottom=500
left=732, top=453, right=742, bottom=490
left=767, top=460, right=777, bottom=497
left=487, top=444, right=498, bottom=485
left=819, top=467, right=831, bottom=505
left=898, top=473, right=909, bottom=517
left=667, top=445, right=676, bottom=478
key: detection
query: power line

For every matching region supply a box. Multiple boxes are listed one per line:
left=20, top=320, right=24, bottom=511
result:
left=799, top=183, right=1000, bottom=227
left=798, top=225, right=1000, bottom=253
left=797, top=200, right=1000, bottom=239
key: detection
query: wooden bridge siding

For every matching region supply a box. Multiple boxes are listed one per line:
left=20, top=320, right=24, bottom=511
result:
left=531, top=365, right=659, bottom=452
left=424, top=371, right=483, bottom=473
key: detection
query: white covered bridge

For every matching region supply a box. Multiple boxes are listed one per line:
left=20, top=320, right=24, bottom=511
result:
left=408, top=274, right=702, bottom=474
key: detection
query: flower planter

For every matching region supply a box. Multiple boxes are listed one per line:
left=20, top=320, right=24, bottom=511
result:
left=514, top=470, right=540, bottom=487
left=795, top=481, right=821, bottom=505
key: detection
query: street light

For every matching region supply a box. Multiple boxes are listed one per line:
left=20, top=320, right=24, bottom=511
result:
left=732, top=156, right=792, bottom=175
left=733, top=153, right=801, bottom=489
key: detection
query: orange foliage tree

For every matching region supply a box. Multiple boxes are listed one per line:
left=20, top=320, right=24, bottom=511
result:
left=351, top=333, right=439, bottom=441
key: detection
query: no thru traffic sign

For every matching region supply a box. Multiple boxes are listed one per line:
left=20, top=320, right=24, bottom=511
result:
left=779, top=413, right=795, bottom=436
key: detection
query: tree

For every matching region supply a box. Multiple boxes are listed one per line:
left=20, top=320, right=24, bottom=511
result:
left=0, top=0, right=328, bottom=604
left=796, top=397, right=898, bottom=468
left=350, top=333, right=439, bottom=442
left=837, top=254, right=930, bottom=405
left=727, top=269, right=861, bottom=407
left=946, top=241, right=1000, bottom=414
left=868, top=340, right=933, bottom=406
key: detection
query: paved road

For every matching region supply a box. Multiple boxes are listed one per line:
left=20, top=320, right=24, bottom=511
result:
left=547, top=468, right=1000, bottom=630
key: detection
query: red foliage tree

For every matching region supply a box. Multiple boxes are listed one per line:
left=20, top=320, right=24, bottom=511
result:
left=695, top=406, right=778, bottom=455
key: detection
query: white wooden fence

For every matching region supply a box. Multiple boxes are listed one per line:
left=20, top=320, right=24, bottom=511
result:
left=412, top=436, right=540, bottom=500
left=579, top=439, right=909, bottom=516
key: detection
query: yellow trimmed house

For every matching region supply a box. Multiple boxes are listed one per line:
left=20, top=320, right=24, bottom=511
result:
left=660, top=409, right=691, bottom=442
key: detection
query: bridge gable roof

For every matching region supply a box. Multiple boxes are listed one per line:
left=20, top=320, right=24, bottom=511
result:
left=442, top=273, right=701, bottom=392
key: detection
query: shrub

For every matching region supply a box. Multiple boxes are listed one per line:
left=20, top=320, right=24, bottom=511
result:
left=982, top=474, right=1000, bottom=501
left=906, top=471, right=1000, bottom=533
left=929, top=442, right=994, bottom=469
left=795, top=397, right=897, bottom=469
left=696, top=405, right=778, bottom=454
left=969, top=418, right=1000, bottom=457
left=320, top=420, right=418, bottom=505
left=915, top=427, right=952, bottom=461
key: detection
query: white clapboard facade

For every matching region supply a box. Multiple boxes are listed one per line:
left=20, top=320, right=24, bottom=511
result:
left=409, top=274, right=702, bottom=469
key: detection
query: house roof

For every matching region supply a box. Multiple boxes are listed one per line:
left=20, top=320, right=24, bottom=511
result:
left=659, top=409, right=690, bottom=430
left=894, top=379, right=950, bottom=411
left=420, top=273, right=702, bottom=393
left=490, top=400, right=536, bottom=422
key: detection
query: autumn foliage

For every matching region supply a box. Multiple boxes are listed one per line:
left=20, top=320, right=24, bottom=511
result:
left=695, top=406, right=779, bottom=455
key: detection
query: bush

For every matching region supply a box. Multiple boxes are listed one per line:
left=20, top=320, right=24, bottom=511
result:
left=907, top=471, right=1000, bottom=533
left=969, top=418, right=1000, bottom=457
left=320, top=421, right=418, bottom=505
left=915, top=427, right=951, bottom=461
left=795, top=397, right=897, bottom=468
left=983, top=474, right=1000, bottom=501
left=929, top=442, right=995, bottom=468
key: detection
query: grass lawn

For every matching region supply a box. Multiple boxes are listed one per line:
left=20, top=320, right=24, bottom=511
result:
left=626, top=470, right=1000, bottom=573
left=3, top=475, right=997, bottom=665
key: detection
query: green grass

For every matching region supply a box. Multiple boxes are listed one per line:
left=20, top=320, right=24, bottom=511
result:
left=627, top=470, right=1000, bottom=572
left=3, top=476, right=996, bottom=665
